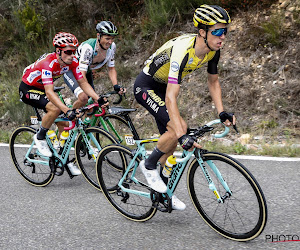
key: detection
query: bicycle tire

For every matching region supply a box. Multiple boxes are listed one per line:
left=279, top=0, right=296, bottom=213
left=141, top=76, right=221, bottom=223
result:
left=75, top=126, right=118, bottom=190
left=96, top=144, right=157, bottom=221
left=187, top=152, right=267, bottom=241
left=9, top=126, right=54, bottom=187
left=98, top=114, right=136, bottom=149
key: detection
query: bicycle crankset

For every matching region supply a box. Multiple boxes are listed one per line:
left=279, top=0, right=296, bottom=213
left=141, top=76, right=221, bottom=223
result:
left=150, top=191, right=172, bottom=213
left=49, top=156, right=64, bottom=176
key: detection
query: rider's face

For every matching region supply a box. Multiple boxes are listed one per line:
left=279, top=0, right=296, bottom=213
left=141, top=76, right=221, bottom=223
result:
left=58, top=46, right=77, bottom=64
left=205, top=23, right=228, bottom=50
left=98, top=35, right=115, bottom=50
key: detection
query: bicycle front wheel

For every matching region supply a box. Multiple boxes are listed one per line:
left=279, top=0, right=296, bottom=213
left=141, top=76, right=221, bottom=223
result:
left=75, top=127, right=117, bottom=190
left=96, top=144, right=156, bottom=221
left=187, top=152, right=267, bottom=241
left=9, top=126, right=54, bottom=187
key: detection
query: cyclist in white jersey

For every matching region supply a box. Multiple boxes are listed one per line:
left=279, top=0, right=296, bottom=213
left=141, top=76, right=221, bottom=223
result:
left=64, top=21, right=126, bottom=109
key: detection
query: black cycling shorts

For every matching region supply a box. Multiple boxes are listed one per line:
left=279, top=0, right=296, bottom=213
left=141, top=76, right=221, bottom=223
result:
left=134, top=71, right=170, bottom=135
left=19, top=81, right=49, bottom=112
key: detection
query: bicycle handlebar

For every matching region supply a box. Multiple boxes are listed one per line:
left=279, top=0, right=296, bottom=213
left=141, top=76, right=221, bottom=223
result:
left=206, top=119, right=230, bottom=138
left=101, top=90, right=125, bottom=105
left=63, top=103, right=100, bottom=130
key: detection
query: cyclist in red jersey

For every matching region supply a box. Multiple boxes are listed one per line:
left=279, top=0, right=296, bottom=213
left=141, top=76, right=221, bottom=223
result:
left=19, top=32, right=105, bottom=172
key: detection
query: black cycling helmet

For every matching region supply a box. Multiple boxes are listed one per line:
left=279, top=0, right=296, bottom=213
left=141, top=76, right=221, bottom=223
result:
left=96, top=21, right=118, bottom=36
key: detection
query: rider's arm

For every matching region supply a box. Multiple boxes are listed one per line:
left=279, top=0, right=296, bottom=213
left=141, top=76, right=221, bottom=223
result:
left=77, top=78, right=99, bottom=102
left=44, top=84, right=70, bottom=114
left=207, top=73, right=224, bottom=115
left=207, top=73, right=236, bottom=126
left=108, top=66, right=118, bottom=86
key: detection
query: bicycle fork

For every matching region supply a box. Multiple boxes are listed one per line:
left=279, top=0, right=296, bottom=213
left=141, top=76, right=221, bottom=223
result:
left=197, top=157, right=232, bottom=203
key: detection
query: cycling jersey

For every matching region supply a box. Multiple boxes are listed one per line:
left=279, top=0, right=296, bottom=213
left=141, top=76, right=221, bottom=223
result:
left=76, top=38, right=116, bottom=72
left=22, top=52, right=83, bottom=90
left=143, top=34, right=219, bottom=85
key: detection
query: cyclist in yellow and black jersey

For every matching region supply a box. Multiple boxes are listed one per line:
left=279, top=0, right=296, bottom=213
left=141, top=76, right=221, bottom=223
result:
left=143, top=33, right=219, bottom=85
left=134, top=4, right=236, bottom=211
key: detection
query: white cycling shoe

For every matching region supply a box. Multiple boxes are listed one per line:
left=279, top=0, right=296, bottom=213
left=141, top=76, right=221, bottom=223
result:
left=172, top=195, right=186, bottom=211
left=34, top=134, right=52, bottom=157
left=67, top=162, right=81, bottom=176
left=139, top=160, right=167, bottom=193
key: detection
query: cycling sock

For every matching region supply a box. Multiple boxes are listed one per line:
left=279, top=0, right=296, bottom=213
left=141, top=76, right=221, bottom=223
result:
left=145, top=147, right=165, bottom=170
left=36, top=125, right=49, bottom=140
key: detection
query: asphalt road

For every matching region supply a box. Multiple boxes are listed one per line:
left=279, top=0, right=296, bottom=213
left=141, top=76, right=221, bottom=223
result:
left=1, top=145, right=300, bottom=250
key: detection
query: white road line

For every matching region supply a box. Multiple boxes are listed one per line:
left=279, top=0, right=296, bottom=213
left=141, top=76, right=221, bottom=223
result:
left=2, top=143, right=299, bottom=161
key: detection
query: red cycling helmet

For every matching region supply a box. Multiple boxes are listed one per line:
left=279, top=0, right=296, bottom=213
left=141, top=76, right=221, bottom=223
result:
left=53, top=32, right=79, bottom=48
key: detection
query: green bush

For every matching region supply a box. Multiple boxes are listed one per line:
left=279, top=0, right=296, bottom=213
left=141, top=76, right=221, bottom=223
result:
left=16, top=1, right=44, bottom=42
left=261, top=13, right=284, bottom=46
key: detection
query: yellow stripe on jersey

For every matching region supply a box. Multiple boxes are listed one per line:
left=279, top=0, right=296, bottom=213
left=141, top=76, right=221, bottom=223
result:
left=143, top=34, right=216, bottom=85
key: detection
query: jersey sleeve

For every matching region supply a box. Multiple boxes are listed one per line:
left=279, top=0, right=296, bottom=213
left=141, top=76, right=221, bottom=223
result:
left=71, top=58, right=84, bottom=81
left=107, top=43, right=116, bottom=68
left=78, top=43, right=94, bottom=72
left=168, top=42, right=189, bottom=84
left=207, top=50, right=220, bottom=74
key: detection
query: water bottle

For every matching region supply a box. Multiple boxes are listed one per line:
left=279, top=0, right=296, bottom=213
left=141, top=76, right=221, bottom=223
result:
left=59, top=131, right=69, bottom=148
left=162, top=155, right=177, bottom=178
left=83, top=117, right=91, bottom=125
left=47, top=130, right=59, bottom=149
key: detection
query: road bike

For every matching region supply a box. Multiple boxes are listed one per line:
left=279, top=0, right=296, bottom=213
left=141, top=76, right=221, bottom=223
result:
left=27, top=87, right=138, bottom=190
left=9, top=102, right=117, bottom=187
left=96, top=120, right=268, bottom=241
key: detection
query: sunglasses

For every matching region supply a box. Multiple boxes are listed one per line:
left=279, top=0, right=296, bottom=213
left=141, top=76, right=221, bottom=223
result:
left=62, top=49, right=76, bottom=55
left=209, top=28, right=228, bottom=37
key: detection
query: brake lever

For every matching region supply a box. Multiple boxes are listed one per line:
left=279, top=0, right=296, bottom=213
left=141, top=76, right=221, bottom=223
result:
left=233, top=124, right=239, bottom=134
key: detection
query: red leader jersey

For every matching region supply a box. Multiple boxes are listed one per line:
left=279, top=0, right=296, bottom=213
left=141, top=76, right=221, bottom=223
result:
left=22, top=52, right=83, bottom=90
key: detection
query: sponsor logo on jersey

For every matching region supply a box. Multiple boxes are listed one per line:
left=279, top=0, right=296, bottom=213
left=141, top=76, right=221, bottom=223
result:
left=27, top=71, right=42, bottom=83
left=171, top=61, right=179, bottom=72
left=188, top=58, right=193, bottom=64
left=42, top=69, right=52, bottom=78
left=84, top=49, right=92, bottom=61
left=65, top=73, right=75, bottom=87
left=60, top=66, right=69, bottom=73
left=154, top=52, right=169, bottom=67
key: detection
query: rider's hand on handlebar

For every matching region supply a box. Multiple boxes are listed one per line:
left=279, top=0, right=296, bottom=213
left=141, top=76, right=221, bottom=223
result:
left=178, top=134, right=202, bottom=151
left=65, top=109, right=77, bottom=121
left=98, top=96, right=109, bottom=108
left=219, top=111, right=239, bottom=133
left=113, top=84, right=126, bottom=95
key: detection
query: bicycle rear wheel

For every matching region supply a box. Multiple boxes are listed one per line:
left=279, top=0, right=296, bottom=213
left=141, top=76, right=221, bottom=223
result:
left=187, top=152, right=267, bottom=241
left=98, top=114, right=136, bottom=150
left=96, top=144, right=156, bottom=221
left=75, top=127, right=117, bottom=190
left=9, top=126, right=54, bottom=187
